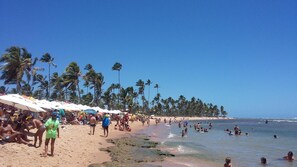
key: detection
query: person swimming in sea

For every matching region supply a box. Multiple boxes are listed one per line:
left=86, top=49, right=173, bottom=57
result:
left=181, top=130, right=185, bottom=138
left=261, top=157, right=267, bottom=165
left=283, top=151, right=294, bottom=161
left=224, top=157, right=232, bottom=167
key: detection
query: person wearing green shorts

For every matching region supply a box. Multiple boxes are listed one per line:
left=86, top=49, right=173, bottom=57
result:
left=42, top=112, right=60, bottom=157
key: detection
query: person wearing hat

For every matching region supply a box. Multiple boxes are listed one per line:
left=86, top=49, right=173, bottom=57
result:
left=102, top=113, right=111, bottom=137
left=41, top=111, right=60, bottom=157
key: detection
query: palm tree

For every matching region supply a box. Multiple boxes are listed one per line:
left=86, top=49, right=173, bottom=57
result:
left=63, top=62, right=81, bottom=103
left=154, top=84, right=159, bottom=94
left=145, top=79, right=152, bottom=109
left=0, top=86, right=8, bottom=94
left=112, top=62, right=122, bottom=87
left=112, top=62, right=122, bottom=105
left=34, top=74, right=48, bottom=99
left=93, top=72, right=104, bottom=106
left=40, top=53, right=57, bottom=99
left=83, top=64, right=105, bottom=106
left=136, top=79, right=145, bottom=112
left=50, top=72, right=64, bottom=101
left=83, top=64, right=93, bottom=94
left=220, top=106, right=227, bottom=117
left=0, top=46, right=34, bottom=94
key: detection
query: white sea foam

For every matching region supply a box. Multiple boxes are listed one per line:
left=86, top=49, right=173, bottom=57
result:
left=177, top=145, right=185, bottom=153
left=272, top=119, right=297, bottom=123
left=175, top=145, right=199, bottom=155
left=167, top=132, right=176, bottom=138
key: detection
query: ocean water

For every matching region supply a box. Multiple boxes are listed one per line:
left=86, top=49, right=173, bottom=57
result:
left=140, top=118, right=297, bottom=167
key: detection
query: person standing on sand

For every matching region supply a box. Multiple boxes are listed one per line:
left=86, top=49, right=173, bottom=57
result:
left=102, top=114, right=111, bottom=137
left=25, top=118, right=46, bottom=147
left=89, top=114, right=96, bottom=135
left=42, top=112, right=60, bottom=157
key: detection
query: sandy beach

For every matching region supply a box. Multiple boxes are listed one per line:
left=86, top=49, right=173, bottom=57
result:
left=0, top=117, right=226, bottom=167
left=0, top=120, right=145, bottom=167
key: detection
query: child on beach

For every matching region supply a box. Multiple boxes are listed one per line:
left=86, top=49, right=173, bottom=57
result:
left=42, top=112, right=60, bottom=157
left=224, top=157, right=232, bottom=167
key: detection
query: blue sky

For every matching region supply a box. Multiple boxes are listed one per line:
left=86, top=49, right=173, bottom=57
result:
left=0, top=0, right=296, bottom=118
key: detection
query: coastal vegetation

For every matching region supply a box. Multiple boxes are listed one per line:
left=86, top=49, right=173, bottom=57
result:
left=0, top=46, right=228, bottom=117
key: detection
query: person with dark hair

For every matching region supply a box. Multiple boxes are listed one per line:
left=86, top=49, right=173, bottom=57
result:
left=0, top=120, right=29, bottom=145
left=25, top=117, right=46, bottom=148
left=261, top=157, right=267, bottom=164
left=102, top=113, right=111, bottom=137
left=89, top=114, right=96, bottom=135
left=284, top=151, right=294, bottom=161
left=224, top=157, right=232, bottom=167
left=41, top=112, right=60, bottom=157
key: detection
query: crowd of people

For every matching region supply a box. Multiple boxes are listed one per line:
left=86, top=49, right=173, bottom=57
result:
left=0, top=104, right=143, bottom=158
left=1, top=105, right=295, bottom=165
left=171, top=118, right=295, bottom=166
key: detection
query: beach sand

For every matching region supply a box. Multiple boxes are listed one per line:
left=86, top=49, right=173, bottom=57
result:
left=0, top=117, right=225, bottom=167
left=0, top=121, right=144, bottom=167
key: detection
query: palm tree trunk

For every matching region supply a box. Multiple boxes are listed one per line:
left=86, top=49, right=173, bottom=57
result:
left=48, top=63, right=51, bottom=100
left=77, top=83, right=81, bottom=104
left=118, top=70, right=120, bottom=106
left=148, top=85, right=150, bottom=109
left=17, top=81, right=21, bottom=94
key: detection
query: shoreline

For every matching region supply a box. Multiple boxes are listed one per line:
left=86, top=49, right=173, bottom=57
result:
left=96, top=117, right=225, bottom=167
left=155, top=116, right=232, bottom=121
left=0, top=120, right=146, bottom=167
left=1, top=117, right=227, bottom=167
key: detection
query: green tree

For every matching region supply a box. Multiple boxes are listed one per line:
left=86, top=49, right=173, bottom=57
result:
left=63, top=62, right=81, bottom=103
left=83, top=65, right=105, bottom=106
left=0, top=46, right=34, bottom=94
left=40, top=53, right=56, bottom=99
left=0, top=86, right=8, bottom=94
left=220, top=105, right=228, bottom=117
left=112, top=62, right=122, bottom=105
left=145, top=79, right=152, bottom=109
left=51, top=72, right=64, bottom=101
left=136, top=79, right=145, bottom=112
left=154, top=83, right=159, bottom=94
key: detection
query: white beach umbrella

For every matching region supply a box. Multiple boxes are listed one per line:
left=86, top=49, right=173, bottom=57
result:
left=35, top=99, right=54, bottom=110
left=0, top=94, right=46, bottom=112
left=92, top=106, right=105, bottom=113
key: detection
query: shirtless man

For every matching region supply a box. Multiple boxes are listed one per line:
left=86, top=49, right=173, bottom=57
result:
left=284, top=151, right=294, bottom=161
left=0, top=120, right=29, bottom=145
left=28, top=119, right=46, bottom=147
left=89, top=114, right=96, bottom=135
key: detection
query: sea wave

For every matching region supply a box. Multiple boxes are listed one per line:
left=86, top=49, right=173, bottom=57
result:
left=174, top=145, right=200, bottom=155
left=177, top=145, right=185, bottom=153
left=167, top=132, right=176, bottom=139
left=271, top=119, right=297, bottom=123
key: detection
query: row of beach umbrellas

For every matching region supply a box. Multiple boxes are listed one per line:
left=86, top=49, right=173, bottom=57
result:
left=0, top=94, right=122, bottom=114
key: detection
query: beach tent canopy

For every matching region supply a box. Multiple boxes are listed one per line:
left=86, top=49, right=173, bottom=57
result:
left=104, top=110, right=122, bottom=114
left=84, top=109, right=97, bottom=115
left=0, top=94, right=46, bottom=112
